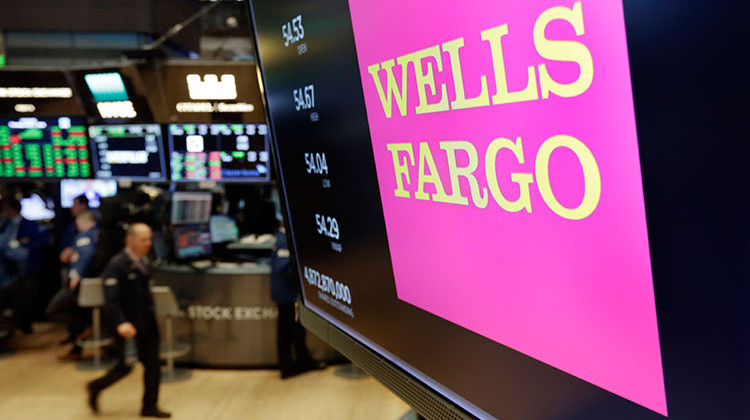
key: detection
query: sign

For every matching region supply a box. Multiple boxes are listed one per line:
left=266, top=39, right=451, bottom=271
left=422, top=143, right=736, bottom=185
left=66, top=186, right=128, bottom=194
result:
left=349, top=0, right=665, bottom=415
left=70, top=66, right=153, bottom=123
left=96, top=101, right=137, bottom=119
left=84, top=72, right=130, bottom=102
left=83, top=72, right=139, bottom=119
left=0, top=70, right=85, bottom=116
left=187, top=74, right=238, bottom=100
left=141, top=62, right=265, bottom=123
left=0, top=87, right=73, bottom=98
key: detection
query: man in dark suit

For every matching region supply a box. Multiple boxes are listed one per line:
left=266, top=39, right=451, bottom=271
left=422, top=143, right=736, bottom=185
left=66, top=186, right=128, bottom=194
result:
left=87, top=223, right=170, bottom=418
left=0, top=198, right=49, bottom=333
left=56, top=210, right=100, bottom=361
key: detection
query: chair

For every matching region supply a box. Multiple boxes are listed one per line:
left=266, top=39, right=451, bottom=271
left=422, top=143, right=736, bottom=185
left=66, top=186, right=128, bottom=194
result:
left=151, top=286, right=192, bottom=382
left=76, top=278, right=116, bottom=370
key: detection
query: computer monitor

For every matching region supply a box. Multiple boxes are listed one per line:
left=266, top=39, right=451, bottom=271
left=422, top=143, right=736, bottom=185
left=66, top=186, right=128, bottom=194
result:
left=209, top=215, right=239, bottom=243
left=167, top=123, right=270, bottom=182
left=60, top=179, right=117, bottom=209
left=170, top=191, right=212, bottom=225
left=249, top=1, right=745, bottom=420
left=0, top=116, right=91, bottom=179
left=88, top=124, right=167, bottom=181
left=173, top=224, right=212, bottom=260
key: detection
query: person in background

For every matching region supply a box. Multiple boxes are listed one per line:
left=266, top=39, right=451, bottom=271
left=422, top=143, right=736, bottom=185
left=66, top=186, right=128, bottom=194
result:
left=270, top=220, right=324, bottom=379
left=0, top=198, right=49, bottom=333
left=56, top=211, right=99, bottom=361
left=87, top=223, right=170, bottom=418
left=59, top=194, right=90, bottom=266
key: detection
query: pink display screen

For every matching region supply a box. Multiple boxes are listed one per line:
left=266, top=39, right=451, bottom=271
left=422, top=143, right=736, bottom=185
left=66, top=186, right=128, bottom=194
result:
left=348, top=0, right=666, bottom=415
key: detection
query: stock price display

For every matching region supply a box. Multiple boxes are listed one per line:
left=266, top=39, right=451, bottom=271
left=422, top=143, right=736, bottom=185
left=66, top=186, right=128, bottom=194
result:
left=169, top=123, right=270, bottom=182
left=0, top=117, right=90, bottom=179
left=282, top=15, right=305, bottom=47
left=89, top=124, right=166, bottom=181
left=304, top=152, right=328, bottom=175
left=293, top=84, right=315, bottom=111
left=315, top=213, right=340, bottom=240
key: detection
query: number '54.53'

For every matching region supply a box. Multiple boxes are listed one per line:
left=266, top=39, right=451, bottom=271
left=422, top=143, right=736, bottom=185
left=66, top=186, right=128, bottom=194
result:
left=282, top=15, right=304, bottom=47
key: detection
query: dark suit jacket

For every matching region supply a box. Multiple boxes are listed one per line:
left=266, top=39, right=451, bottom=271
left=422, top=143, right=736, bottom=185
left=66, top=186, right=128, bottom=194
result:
left=100, top=251, right=156, bottom=330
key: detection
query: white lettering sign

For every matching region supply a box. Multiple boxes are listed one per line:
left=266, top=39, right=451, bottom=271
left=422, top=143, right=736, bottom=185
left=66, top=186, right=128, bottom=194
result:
left=97, top=101, right=137, bottom=119
left=0, top=87, right=73, bottom=99
left=14, top=104, right=36, bottom=113
left=8, top=118, right=47, bottom=129
left=175, top=102, right=255, bottom=113
left=186, top=74, right=237, bottom=100
left=186, top=305, right=278, bottom=321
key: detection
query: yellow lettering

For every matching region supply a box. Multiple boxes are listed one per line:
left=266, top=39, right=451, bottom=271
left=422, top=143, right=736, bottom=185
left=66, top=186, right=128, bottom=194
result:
left=367, top=60, right=409, bottom=118
left=387, top=143, right=416, bottom=198
left=533, top=1, right=594, bottom=99
left=535, top=134, right=601, bottom=220
left=480, top=24, right=539, bottom=105
left=439, top=141, right=488, bottom=207
left=415, top=142, right=449, bottom=201
left=398, top=46, right=450, bottom=115
left=485, top=137, right=534, bottom=213
left=441, top=38, right=490, bottom=110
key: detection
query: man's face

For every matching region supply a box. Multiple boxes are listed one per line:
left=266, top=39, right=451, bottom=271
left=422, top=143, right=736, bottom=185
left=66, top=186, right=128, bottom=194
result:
left=126, top=226, right=153, bottom=258
left=76, top=218, right=94, bottom=233
left=71, top=200, right=87, bottom=216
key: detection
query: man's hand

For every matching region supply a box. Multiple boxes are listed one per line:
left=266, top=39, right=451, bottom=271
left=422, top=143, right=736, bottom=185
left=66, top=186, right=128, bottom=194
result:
left=68, top=269, right=80, bottom=290
left=59, top=247, right=73, bottom=263
left=117, top=322, right=137, bottom=338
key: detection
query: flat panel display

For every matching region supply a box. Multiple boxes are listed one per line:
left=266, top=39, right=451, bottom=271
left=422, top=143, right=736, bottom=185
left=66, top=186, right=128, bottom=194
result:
left=168, top=123, right=270, bottom=182
left=249, top=1, right=745, bottom=419
left=89, top=124, right=167, bottom=181
left=209, top=215, right=239, bottom=243
left=60, top=179, right=117, bottom=208
left=173, top=224, right=212, bottom=260
left=170, top=191, right=212, bottom=225
left=0, top=116, right=90, bottom=179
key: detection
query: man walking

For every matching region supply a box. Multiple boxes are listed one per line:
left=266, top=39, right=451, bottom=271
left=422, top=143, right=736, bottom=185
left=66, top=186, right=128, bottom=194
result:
left=87, top=223, right=170, bottom=418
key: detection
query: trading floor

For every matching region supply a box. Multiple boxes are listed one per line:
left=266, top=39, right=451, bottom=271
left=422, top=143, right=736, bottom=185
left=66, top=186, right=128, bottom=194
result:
left=0, top=324, right=409, bottom=420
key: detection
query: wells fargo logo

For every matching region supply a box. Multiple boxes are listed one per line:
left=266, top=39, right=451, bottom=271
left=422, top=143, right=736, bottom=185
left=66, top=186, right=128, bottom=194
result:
left=367, top=2, right=600, bottom=220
